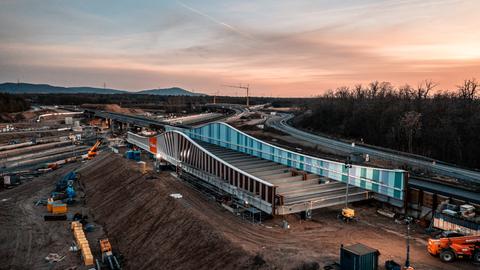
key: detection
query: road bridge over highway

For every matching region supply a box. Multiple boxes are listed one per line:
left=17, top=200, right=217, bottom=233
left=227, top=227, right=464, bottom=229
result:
left=127, top=122, right=407, bottom=215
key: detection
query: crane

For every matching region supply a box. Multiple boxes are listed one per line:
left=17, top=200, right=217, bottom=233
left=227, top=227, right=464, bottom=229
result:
left=86, top=140, right=102, bottom=159
left=222, top=84, right=250, bottom=107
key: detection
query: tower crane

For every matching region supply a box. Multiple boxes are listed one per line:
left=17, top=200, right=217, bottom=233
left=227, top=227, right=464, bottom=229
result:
left=222, top=84, right=250, bottom=107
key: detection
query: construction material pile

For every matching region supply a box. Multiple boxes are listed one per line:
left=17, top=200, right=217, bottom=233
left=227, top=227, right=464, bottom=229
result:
left=71, top=221, right=94, bottom=266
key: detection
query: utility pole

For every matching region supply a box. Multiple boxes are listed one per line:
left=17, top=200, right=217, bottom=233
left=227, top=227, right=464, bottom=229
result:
left=344, top=157, right=352, bottom=208
left=213, top=90, right=219, bottom=104
left=222, top=84, right=250, bottom=108
left=405, top=217, right=413, bottom=269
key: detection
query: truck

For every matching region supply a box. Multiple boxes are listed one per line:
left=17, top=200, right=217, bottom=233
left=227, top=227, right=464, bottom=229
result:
left=427, top=235, right=480, bottom=263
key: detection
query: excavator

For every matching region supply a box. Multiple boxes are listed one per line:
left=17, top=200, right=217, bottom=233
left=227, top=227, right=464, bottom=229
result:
left=86, top=140, right=102, bottom=159
left=427, top=234, right=480, bottom=263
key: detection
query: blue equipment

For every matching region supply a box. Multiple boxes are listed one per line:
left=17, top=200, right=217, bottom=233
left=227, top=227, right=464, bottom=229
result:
left=65, top=185, right=76, bottom=203
left=56, top=171, right=77, bottom=191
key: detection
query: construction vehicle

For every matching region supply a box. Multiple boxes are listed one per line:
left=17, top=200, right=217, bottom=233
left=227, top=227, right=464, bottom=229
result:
left=339, top=207, right=356, bottom=222
left=55, top=171, right=78, bottom=192
left=98, top=238, right=121, bottom=270
left=87, top=140, right=102, bottom=159
left=427, top=235, right=480, bottom=263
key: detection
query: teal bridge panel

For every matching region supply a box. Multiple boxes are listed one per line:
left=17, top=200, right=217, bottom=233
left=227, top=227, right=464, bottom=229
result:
left=167, top=122, right=406, bottom=201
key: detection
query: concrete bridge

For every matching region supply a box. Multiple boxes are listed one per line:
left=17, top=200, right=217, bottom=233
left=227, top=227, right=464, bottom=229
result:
left=126, top=122, right=407, bottom=216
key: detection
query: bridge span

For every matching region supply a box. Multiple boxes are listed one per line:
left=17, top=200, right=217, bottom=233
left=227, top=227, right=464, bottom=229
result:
left=127, top=122, right=407, bottom=215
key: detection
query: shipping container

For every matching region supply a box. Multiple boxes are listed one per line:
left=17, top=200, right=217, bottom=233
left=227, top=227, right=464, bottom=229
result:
left=340, top=243, right=379, bottom=270
left=52, top=203, right=67, bottom=214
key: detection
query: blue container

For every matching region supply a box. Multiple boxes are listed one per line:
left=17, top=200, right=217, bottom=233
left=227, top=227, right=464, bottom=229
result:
left=125, top=151, right=134, bottom=159
left=133, top=150, right=141, bottom=161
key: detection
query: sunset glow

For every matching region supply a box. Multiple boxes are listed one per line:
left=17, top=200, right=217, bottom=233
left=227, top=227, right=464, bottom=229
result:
left=1, top=0, right=479, bottom=96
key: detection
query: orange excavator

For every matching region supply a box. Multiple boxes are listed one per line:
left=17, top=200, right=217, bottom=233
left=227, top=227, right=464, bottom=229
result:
left=87, top=140, right=101, bottom=159
left=428, top=235, right=480, bottom=263
left=98, top=238, right=121, bottom=270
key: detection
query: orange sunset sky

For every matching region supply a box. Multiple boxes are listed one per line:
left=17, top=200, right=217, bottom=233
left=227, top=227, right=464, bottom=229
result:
left=0, top=0, right=479, bottom=97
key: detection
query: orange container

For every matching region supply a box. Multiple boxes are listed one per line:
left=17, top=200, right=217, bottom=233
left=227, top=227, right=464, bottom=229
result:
left=76, top=235, right=86, bottom=243
left=81, top=247, right=92, bottom=261
left=83, top=253, right=94, bottom=266
left=47, top=198, right=54, bottom=212
left=71, top=221, right=82, bottom=230
left=52, top=203, right=67, bottom=214
left=77, top=239, right=88, bottom=249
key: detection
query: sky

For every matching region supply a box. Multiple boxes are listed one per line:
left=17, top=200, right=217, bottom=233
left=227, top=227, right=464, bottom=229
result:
left=0, top=0, right=479, bottom=97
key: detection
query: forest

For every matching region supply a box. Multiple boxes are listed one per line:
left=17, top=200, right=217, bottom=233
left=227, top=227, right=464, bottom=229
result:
left=296, top=79, right=480, bottom=168
left=0, top=93, right=30, bottom=113
left=19, top=93, right=275, bottom=113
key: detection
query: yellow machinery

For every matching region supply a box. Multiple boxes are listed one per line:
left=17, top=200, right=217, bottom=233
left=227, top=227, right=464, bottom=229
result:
left=342, top=207, right=355, bottom=220
left=339, top=207, right=356, bottom=222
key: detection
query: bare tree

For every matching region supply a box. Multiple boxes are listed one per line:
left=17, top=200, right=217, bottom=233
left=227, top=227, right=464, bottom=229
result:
left=399, top=84, right=414, bottom=99
left=400, top=111, right=422, bottom=153
left=378, top=81, right=394, bottom=98
left=353, top=84, right=365, bottom=99
left=368, top=81, right=380, bottom=98
left=335, top=86, right=351, bottom=98
left=457, top=78, right=479, bottom=100
left=415, top=79, right=437, bottom=99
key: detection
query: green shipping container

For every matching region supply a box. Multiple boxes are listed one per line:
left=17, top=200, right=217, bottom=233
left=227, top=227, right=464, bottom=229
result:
left=340, top=243, right=379, bottom=270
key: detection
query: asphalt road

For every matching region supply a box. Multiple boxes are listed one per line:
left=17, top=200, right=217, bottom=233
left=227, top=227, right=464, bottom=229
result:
left=266, top=113, right=480, bottom=183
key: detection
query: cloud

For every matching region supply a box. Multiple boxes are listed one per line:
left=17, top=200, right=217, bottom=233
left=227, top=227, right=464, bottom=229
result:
left=0, top=0, right=479, bottom=97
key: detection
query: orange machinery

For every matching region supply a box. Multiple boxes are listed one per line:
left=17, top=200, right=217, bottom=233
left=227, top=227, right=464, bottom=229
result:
left=99, top=238, right=121, bottom=269
left=87, top=140, right=101, bottom=159
left=427, top=235, right=480, bottom=263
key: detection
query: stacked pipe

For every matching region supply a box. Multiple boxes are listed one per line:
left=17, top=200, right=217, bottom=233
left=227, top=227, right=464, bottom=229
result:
left=71, top=221, right=94, bottom=266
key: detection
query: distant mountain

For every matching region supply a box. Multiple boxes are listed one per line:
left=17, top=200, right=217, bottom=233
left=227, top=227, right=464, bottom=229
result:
left=0, top=83, right=204, bottom=96
left=0, top=83, right=126, bottom=94
left=138, top=87, right=205, bottom=96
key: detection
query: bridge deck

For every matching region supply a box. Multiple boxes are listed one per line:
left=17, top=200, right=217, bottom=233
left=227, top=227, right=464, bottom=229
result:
left=197, top=141, right=372, bottom=215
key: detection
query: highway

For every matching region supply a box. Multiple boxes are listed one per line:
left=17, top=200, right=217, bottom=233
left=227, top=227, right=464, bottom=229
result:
left=88, top=105, right=243, bottom=129
left=266, top=113, right=480, bottom=184
left=86, top=110, right=168, bottom=129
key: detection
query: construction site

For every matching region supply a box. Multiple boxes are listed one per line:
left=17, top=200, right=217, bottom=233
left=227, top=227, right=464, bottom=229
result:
left=1, top=102, right=479, bottom=270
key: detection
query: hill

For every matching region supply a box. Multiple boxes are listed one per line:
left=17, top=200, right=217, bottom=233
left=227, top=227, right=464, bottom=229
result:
left=0, top=83, right=126, bottom=94
left=0, top=83, right=203, bottom=96
left=138, top=87, right=204, bottom=96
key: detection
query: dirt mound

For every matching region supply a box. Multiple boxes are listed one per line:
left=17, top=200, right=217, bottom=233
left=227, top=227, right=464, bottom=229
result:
left=81, top=104, right=143, bottom=114
left=79, top=153, right=271, bottom=270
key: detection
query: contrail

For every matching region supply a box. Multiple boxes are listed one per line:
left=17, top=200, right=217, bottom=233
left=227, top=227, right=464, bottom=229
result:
left=176, top=0, right=252, bottom=38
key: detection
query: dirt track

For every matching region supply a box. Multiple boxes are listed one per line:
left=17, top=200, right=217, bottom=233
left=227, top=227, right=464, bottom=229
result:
left=0, top=164, right=84, bottom=270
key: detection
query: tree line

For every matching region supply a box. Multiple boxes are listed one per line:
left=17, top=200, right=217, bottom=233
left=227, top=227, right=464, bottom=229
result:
left=296, top=79, right=480, bottom=169
left=0, top=93, right=30, bottom=113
